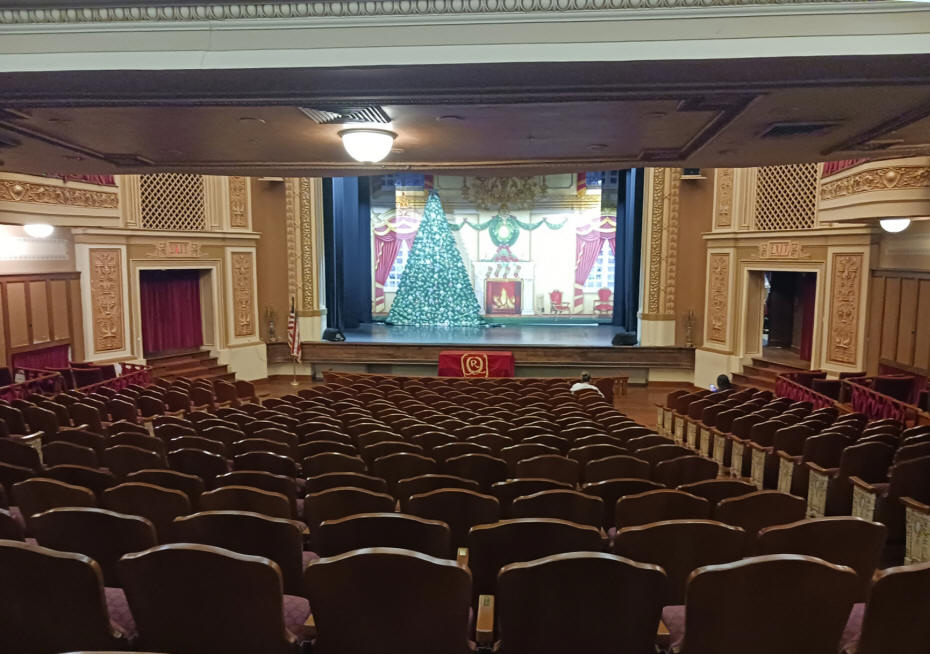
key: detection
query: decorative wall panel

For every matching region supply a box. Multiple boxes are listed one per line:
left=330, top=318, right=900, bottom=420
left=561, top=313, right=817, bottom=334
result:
left=821, top=166, right=930, bottom=201
left=754, top=164, right=818, bottom=231
left=827, top=252, right=862, bottom=365
left=0, top=178, right=118, bottom=209
left=228, top=176, right=249, bottom=228
left=139, top=174, right=206, bottom=231
left=89, top=248, right=125, bottom=352
left=707, top=252, right=729, bottom=344
left=300, top=178, right=315, bottom=310
left=231, top=252, right=255, bottom=337
left=715, top=168, right=734, bottom=228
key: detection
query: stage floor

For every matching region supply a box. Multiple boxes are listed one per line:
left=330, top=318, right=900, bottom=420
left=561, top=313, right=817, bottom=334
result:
left=341, top=323, right=622, bottom=348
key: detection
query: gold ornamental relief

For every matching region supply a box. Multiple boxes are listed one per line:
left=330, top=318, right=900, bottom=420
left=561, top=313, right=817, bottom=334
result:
left=715, top=168, right=734, bottom=227
left=231, top=252, right=255, bottom=337
left=820, top=166, right=930, bottom=201
left=299, top=178, right=315, bottom=310
left=89, top=248, right=124, bottom=352
left=827, top=253, right=862, bottom=365
left=0, top=179, right=119, bottom=209
left=647, top=170, right=665, bottom=314
left=462, top=176, right=547, bottom=213
left=144, top=241, right=204, bottom=258
left=708, top=253, right=729, bottom=344
left=757, top=241, right=810, bottom=259
left=228, top=177, right=249, bottom=228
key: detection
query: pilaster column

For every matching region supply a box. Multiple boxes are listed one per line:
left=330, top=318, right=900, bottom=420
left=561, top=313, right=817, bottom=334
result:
left=285, top=177, right=327, bottom=340
left=638, top=167, right=680, bottom=345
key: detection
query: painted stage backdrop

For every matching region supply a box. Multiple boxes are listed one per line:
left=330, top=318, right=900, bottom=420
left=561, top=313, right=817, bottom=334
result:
left=371, top=172, right=619, bottom=324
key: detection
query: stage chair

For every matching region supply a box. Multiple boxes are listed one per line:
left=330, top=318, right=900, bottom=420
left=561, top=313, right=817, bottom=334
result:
left=396, top=474, right=480, bottom=507
left=199, top=485, right=292, bottom=520
left=714, top=490, right=806, bottom=552
left=663, top=554, right=858, bottom=654
left=101, top=481, right=191, bottom=540
left=43, top=464, right=117, bottom=498
left=104, top=445, right=167, bottom=480
left=442, top=453, right=508, bottom=492
left=509, top=489, right=603, bottom=527
left=677, top=478, right=755, bottom=505
left=43, top=440, right=99, bottom=468
left=851, top=455, right=930, bottom=547
left=0, top=540, right=134, bottom=653
left=302, top=486, right=395, bottom=532
left=407, top=488, right=500, bottom=556
left=304, top=452, right=367, bottom=476
left=653, top=455, right=719, bottom=488
left=12, top=477, right=96, bottom=526
left=373, top=452, right=438, bottom=493
left=30, top=506, right=157, bottom=586
left=806, top=441, right=894, bottom=518
left=304, top=547, right=473, bottom=654
left=514, top=454, right=581, bottom=486
left=128, top=469, right=204, bottom=508
left=120, top=543, right=305, bottom=654
left=583, top=454, right=650, bottom=483
left=315, top=512, right=450, bottom=559
left=757, top=516, right=885, bottom=600
left=493, top=552, right=665, bottom=654
left=233, top=451, right=300, bottom=478
left=216, top=470, right=300, bottom=518
left=171, top=510, right=307, bottom=596
left=613, top=519, right=745, bottom=605
left=615, top=489, right=710, bottom=529
left=170, top=435, right=227, bottom=457
left=304, top=471, right=388, bottom=495
left=167, top=448, right=229, bottom=487
left=839, top=561, right=930, bottom=654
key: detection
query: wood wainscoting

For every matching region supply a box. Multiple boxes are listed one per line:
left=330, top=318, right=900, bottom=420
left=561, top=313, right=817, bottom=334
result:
left=867, top=270, right=930, bottom=376
left=0, top=272, right=83, bottom=368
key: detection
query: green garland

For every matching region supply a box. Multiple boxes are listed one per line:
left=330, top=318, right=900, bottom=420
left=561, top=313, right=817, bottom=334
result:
left=447, top=213, right=568, bottom=247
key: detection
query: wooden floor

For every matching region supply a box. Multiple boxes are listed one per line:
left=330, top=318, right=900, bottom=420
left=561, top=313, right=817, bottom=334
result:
left=254, top=378, right=684, bottom=429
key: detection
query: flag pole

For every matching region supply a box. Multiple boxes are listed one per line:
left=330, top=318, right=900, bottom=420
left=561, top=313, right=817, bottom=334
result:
left=290, top=354, right=299, bottom=386
left=288, top=296, right=300, bottom=386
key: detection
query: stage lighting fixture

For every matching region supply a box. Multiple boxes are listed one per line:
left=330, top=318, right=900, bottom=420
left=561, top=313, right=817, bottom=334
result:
left=23, top=223, right=54, bottom=238
left=339, top=129, right=396, bottom=163
left=880, top=218, right=911, bottom=233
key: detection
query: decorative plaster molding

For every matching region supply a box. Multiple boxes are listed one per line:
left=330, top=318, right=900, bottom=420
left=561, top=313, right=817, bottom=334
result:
left=757, top=240, right=811, bottom=259
left=0, top=237, right=69, bottom=261
left=0, top=0, right=832, bottom=25
left=0, top=179, right=118, bottom=209
left=228, top=176, right=249, bottom=228
left=827, top=252, right=861, bottom=365
left=462, top=176, right=547, bottom=213
left=646, top=168, right=665, bottom=314
left=715, top=168, right=734, bottom=228
left=144, top=240, right=204, bottom=258
left=299, top=178, right=315, bottom=311
left=820, top=166, right=930, bottom=201
left=708, top=252, right=729, bottom=344
left=664, top=168, right=681, bottom=315
left=284, top=178, right=300, bottom=307
left=231, top=251, right=256, bottom=337
left=89, top=248, right=124, bottom=352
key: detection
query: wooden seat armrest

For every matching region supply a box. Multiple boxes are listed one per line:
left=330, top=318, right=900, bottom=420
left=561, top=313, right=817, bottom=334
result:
left=655, top=403, right=666, bottom=408
left=901, top=496, right=930, bottom=513
left=476, top=594, right=494, bottom=645
left=304, top=611, right=317, bottom=638
left=15, top=430, right=44, bottom=445
left=776, top=450, right=801, bottom=463
left=747, top=442, right=771, bottom=453
left=849, top=476, right=877, bottom=493
left=806, top=462, right=838, bottom=475
left=457, top=547, right=469, bottom=568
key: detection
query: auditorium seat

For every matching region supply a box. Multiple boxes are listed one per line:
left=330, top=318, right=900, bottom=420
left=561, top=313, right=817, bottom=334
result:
left=104, top=444, right=167, bottom=479
left=567, top=443, right=627, bottom=468
left=302, top=486, right=395, bottom=532
left=633, top=444, right=694, bottom=472
left=170, top=434, right=228, bottom=457
left=108, top=436, right=165, bottom=466
left=304, top=547, right=473, bottom=654
left=850, top=455, right=930, bottom=545
left=493, top=552, right=666, bottom=654
left=304, top=471, right=388, bottom=494
left=839, top=561, right=930, bottom=654
left=120, top=543, right=306, bottom=654
left=580, top=478, right=663, bottom=530
left=43, top=464, right=117, bottom=498
left=779, top=432, right=849, bottom=499
left=30, top=506, right=157, bottom=586
left=583, top=454, right=651, bottom=483
left=12, top=477, right=96, bottom=527
left=807, top=441, right=894, bottom=517
left=296, top=439, right=356, bottom=459
left=216, top=470, right=300, bottom=518
left=410, top=431, right=458, bottom=452
left=0, top=436, right=41, bottom=469
left=304, top=452, right=367, bottom=476
left=233, top=451, right=300, bottom=478
left=757, top=516, right=886, bottom=600
left=199, top=485, right=292, bottom=520
left=653, top=455, right=719, bottom=487
left=714, top=490, right=807, bottom=552
left=199, top=424, right=246, bottom=448
left=488, top=478, right=573, bottom=512
left=465, top=433, right=514, bottom=454
left=510, top=488, right=603, bottom=528
left=663, top=555, right=859, bottom=654
left=360, top=440, right=424, bottom=466
left=315, top=512, right=450, bottom=558
left=514, top=454, right=581, bottom=486
left=615, top=489, right=710, bottom=529
left=407, top=488, right=500, bottom=555
left=171, top=510, right=308, bottom=595
left=613, top=519, right=745, bottom=605
left=58, top=428, right=107, bottom=457
left=43, top=440, right=99, bottom=468
left=396, top=474, right=480, bottom=506
left=373, top=452, right=438, bottom=492
left=442, top=453, right=509, bottom=491
left=101, top=481, right=191, bottom=540
left=676, top=478, right=755, bottom=505
left=499, top=443, right=558, bottom=472
left=0, top=540, right=133, bottom=653
left=128, top=469, right=204, bottom=508
left=167, top=448, right=228, bottom=487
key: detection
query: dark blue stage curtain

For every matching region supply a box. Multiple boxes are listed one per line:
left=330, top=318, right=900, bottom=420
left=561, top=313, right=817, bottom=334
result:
left=612, top=168, right=643, bottom=332
left=323, top=177, right=372, bottom=330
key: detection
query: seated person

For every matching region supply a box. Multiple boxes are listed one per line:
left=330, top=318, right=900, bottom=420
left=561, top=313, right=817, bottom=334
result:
left=570, top=372, right=603, bottom=397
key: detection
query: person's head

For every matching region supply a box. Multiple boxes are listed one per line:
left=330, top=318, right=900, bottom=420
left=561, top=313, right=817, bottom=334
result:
left=580, top=372, right=591, bottom=383
left=716, top=374, right=732, bottom=390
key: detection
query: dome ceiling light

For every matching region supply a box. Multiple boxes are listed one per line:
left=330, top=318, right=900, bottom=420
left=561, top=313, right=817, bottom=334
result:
left=880, top=218, right=911, bottom=233
left=339, top=129, right=397, bottom=163
left=23, top=223, right=54, bottom=238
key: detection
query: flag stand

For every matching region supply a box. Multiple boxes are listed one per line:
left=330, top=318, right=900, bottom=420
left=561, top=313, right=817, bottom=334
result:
left=290, top=355, right=300, bottom=387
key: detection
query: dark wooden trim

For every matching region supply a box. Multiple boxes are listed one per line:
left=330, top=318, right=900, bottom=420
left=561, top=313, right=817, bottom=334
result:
left=0, top=272, right=80, bottom=283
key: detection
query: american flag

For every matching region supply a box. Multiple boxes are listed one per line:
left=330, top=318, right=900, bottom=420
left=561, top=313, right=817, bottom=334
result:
left=287, top=297, right=301, bottom=359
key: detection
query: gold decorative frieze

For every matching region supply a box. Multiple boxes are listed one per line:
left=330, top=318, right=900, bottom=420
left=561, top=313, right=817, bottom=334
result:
left=300, top=178, right=315, bottom=310
left=231, top=252, right=255, bottom=337
left=89, top=248, right=124, bottom=352
left=820, top=166, right=930, bottom=201
left=462, top=176, right=547, bottom=213
left=0, top=179, right=118, bottom=209
left=827, top=252, right=862, bottom=365
left=715, top=168, right=734, bottom=227
left=144, top=241, right=204, bottom=258
left=664, top=169, right=681, bottom=314
left=757, top=240, right=810, bottom=259
left=646, top=169, right=665, bottom=314
left=707, top=252, right=729, bottom=343
left=228, top=177, right=249, bottom=228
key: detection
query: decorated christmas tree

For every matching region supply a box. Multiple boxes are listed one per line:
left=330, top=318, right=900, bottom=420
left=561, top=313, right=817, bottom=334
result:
left=388, top=191, right=482, bottom=326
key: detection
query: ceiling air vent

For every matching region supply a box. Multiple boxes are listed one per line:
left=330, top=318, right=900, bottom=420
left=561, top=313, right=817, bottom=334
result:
left=299, top=105, right=391, bottom=125
left=760, top=122, right=838, bottom=138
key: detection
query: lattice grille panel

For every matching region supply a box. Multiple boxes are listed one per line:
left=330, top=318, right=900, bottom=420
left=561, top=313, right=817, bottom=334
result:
left=754, top=163, right=818, bottom=231
left=140, top=174, right=206, bottom=231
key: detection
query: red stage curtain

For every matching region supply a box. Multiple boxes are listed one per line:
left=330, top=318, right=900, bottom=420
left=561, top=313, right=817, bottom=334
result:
left=573, top=229, right=604, bottom=312
left=140, top=269, right=203, bottom=355
left=373, top=225, right=416, bottom=313
left=11, top=344, right=70, bottom=370
left=799, top=274, right=816, bottom=361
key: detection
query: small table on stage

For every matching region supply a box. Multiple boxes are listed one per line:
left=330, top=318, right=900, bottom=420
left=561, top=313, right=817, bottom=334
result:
left=438, top=350, right=515, bottom=378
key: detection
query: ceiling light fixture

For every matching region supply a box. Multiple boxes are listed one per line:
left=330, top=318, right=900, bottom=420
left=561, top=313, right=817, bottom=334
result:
left=339, top=129, right=396, bottom=163
left=23, top=223, right=54, bottom=238
left=880, top=218, right=911, bottom=233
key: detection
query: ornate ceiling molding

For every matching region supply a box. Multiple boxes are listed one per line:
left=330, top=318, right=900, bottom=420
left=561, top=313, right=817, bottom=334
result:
left=820, top=166, right=930, bottom=201
left=0, top=0, right=850, bottom=24
left=0, top=178, right=118, bottom=209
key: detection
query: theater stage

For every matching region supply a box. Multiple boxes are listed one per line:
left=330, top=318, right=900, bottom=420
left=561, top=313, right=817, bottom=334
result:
left=268, top=323, right=694, bottom=384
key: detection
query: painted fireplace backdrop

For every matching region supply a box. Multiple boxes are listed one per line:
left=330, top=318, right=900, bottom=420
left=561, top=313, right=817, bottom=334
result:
left=370, top=173, right=619, bottom=320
